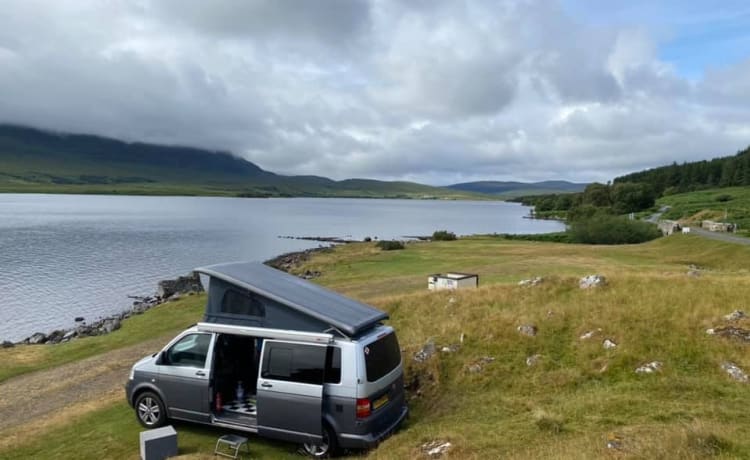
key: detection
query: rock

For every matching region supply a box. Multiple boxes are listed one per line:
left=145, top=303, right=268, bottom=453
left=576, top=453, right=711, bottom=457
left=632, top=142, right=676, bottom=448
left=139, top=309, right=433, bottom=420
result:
left=414, top=339, right=437, bottom=363
left=302, top=270, right=321, bottom=280
left=635, top=361, right=663, bottom=374
left=63, top=330, right=77, bottom=340
left=157, top=271, right=204, bottom=298
left=467, top=356, right=495, bottom=374
left=580, top=274, right=607, bottom=289
left=606, top=433, right=625, bottom=451
left=441, top=344, right=460, bottom=353
left=167, top=293, right=182, bottom=302
left=1, top=340, right=14, bottom=348
left=46, top=330, right=65, bottom=344
left=687, top=270, right=701, bottom=277
left=448, top=297, right=456, bottom=304
left=526, top=354, right=542, bottom=366
left=102, top=318, right=121, bottom=334
left=724, top=310, right=746, bottom=321
left=421, top=440, right=452, bottom=458
left=579, top=329, right=602, bottom=340
left=706, top=328, right=715, bottom=335
left=712, top=326, right=750, bottom=342
left=74, top=316, right=85, bottom=322
left=518, top=276, right=543, bottom=287
left=28, top=332, right=47, bottom=345
left=721, top=362, right=748, bottom=383
left=602, top=338, right=617, bottom=349
left=517, top=324, right=538, bottom=337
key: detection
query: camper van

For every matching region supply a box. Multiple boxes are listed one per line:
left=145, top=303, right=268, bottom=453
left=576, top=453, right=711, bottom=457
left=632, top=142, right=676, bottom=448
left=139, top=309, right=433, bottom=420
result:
left=125, top=262, right=407, bottom=457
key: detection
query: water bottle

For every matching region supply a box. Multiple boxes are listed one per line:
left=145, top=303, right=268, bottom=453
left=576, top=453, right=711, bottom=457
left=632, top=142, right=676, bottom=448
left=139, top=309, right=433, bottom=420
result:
left=236, top=381, right=245, bottom=402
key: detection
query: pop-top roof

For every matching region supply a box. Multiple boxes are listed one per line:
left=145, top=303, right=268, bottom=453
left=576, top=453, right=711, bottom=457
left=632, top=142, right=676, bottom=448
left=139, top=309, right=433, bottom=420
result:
left=195, top=261, right=388, bottom=337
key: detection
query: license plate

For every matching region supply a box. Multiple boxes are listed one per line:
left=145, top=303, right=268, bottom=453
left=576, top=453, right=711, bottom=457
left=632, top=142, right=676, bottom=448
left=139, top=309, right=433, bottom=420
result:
left=373, top=395, right=389, bottom=410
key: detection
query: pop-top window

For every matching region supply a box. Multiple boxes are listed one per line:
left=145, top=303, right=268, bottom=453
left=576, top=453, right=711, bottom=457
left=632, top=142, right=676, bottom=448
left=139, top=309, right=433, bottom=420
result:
left=221, top=289, right=265, bottom=317
left=364, top=332, right=401, bottom=382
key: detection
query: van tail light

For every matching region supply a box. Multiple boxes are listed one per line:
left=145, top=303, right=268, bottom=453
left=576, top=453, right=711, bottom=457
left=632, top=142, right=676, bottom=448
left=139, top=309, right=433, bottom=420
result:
left=356, top=398, right=371, bottom=419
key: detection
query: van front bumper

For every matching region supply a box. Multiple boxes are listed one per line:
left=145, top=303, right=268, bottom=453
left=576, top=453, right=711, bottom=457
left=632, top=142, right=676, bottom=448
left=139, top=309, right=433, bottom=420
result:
left=338, top=404, right=408, bottom=449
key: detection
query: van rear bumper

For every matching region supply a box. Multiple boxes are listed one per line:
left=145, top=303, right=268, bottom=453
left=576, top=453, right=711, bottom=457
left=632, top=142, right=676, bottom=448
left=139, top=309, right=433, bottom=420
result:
left=337, top=404, right=408, bottom=449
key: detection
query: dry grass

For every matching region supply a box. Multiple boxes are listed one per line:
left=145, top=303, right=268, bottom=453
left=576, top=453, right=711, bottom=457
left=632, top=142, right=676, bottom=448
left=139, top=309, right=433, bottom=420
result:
left=3, top=235, right=750, bottom=459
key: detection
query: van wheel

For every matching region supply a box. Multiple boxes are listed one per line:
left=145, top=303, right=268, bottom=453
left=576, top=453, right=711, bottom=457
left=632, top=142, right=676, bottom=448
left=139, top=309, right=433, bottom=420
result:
left=303, top=426, right=337, bottom=458
left=135, top=391, right=166, bottom=428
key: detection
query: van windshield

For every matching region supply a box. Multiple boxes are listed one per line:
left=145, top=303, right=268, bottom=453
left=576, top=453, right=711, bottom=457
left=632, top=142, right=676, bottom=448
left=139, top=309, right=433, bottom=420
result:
left=364, top=332, right=401, bottom=382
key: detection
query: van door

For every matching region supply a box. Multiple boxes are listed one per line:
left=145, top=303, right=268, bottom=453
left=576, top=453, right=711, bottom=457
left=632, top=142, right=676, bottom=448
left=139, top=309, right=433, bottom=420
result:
left=157, top=332, right=214, bottom=423
left=256, top=340, right=326, bottom=443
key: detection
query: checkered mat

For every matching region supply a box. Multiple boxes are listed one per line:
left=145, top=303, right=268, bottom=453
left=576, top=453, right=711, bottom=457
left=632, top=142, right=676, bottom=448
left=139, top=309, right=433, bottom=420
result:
left=224, top=397, right=257, bottom=416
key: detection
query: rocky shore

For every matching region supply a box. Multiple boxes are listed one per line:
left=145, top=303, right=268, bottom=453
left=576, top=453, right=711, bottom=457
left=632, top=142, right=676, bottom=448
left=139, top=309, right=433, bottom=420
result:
left=2, top=271, right=205, bottom=348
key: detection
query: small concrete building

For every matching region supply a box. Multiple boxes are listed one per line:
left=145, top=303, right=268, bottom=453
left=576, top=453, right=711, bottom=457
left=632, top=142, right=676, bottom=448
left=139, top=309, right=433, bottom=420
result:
left=428, top=273, right=479, bottom=291
left=658, top=220, right=681, bottom=236
left=702, top=220, right=736, bottom=232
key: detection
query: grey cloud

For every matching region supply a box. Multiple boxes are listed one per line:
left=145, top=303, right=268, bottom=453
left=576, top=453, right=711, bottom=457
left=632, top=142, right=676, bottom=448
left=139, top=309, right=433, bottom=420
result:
left=153, top=0, right=372, bottom=49
left=0, top=0, right=748, bottom=185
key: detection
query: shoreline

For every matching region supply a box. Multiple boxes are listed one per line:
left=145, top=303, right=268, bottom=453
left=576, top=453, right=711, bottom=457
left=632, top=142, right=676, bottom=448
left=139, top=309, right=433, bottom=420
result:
left=3, top=244, right=340, bottom=347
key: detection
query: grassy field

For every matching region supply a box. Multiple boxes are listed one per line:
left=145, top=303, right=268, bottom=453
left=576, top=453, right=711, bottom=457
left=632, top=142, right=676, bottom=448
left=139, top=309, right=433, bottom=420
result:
left=659, top=186, right=750, bottom=236
left=2, top=235, right=750, bottom=458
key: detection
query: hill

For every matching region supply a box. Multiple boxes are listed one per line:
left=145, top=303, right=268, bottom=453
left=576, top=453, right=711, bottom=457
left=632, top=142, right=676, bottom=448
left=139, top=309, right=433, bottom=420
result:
left=447, top=180, right=587, bottom=198
left=0, top=125, right=479, bottom=199
left=2, top=235, right=750, bottom=458
left=614, top=145, right=750, bottom=195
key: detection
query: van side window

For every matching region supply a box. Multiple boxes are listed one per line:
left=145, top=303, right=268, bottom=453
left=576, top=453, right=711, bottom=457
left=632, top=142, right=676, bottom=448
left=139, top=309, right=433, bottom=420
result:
left=164, top=333, right=211, bottom=368
left=221, top=289, right=265, bottom=317
left=325, top=346, right=341, bottom=384
left=262, top=343, right=325, bottom=385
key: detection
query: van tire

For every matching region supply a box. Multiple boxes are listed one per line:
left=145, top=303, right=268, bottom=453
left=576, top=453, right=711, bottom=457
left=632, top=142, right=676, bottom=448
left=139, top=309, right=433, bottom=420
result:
left=302, top=425, right=338, bottom=458
left=134, top=391, right=167, bottom=428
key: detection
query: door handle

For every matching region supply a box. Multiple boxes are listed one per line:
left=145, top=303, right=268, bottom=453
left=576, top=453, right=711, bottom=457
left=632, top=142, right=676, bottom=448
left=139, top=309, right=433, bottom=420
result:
left=195, top=370, right=206, bottom=377
left=261, top=382, right=273, bottom=388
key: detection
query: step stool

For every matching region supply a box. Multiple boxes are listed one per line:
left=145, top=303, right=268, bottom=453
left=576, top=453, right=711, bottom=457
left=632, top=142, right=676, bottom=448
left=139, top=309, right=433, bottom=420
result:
left=214, top=434, right=250, bottom=459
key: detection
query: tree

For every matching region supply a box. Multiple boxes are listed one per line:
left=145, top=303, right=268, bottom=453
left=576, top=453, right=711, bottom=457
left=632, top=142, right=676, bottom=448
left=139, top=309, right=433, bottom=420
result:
left=611, top=182, right=656, bottom=214
left=581, top=183, right=611, bottom=207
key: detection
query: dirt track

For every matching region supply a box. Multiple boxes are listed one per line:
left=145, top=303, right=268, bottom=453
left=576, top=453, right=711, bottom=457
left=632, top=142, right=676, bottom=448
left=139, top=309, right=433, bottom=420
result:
left=0, top=338, right=166, bottom=434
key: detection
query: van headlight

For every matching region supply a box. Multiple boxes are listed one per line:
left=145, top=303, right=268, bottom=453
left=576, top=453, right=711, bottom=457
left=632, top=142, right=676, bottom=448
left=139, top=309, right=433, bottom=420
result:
left=128, top=366, right=135, bottom=381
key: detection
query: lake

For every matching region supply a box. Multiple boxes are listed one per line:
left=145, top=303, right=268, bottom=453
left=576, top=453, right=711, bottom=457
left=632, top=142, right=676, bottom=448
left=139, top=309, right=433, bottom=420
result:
left=0, top=194, right=564, bottom=341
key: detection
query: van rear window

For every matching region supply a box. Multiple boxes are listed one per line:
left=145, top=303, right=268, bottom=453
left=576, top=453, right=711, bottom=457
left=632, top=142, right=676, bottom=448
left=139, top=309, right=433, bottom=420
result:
left=364, top=332, right=401, bottom=382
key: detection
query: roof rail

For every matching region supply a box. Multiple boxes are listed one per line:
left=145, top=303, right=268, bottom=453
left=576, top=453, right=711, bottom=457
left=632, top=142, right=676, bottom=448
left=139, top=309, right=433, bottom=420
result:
left=196, top=322, right=334, bottom=344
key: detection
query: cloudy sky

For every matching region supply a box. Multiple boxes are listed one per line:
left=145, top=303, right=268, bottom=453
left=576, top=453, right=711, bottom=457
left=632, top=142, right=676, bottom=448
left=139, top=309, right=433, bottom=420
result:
left=1, top=0, right=749, bottom=184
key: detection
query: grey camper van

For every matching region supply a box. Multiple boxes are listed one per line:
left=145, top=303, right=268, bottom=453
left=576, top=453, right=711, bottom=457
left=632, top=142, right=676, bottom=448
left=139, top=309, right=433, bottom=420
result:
left=125, top=262, right=408, bottom=456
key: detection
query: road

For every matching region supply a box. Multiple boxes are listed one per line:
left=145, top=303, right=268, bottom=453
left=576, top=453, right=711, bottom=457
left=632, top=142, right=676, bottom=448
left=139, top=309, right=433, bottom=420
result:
left=690, top=227, right=750, bottom=245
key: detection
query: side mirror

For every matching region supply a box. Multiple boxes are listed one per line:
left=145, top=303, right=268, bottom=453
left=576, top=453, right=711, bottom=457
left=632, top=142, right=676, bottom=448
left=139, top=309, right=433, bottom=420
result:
left=156, top=351, right=167, bottom=365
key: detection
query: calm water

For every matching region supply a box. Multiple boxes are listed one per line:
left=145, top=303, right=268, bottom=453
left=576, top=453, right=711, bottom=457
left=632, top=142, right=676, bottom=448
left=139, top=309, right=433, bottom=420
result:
left=0, top=194, right=563, bottom=341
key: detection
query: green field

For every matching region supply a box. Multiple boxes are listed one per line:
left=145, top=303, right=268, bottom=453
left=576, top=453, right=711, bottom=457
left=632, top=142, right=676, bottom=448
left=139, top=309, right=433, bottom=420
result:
left=3, top=235, right=750, bottom=458
left=659, top=186, right=750, bottom=236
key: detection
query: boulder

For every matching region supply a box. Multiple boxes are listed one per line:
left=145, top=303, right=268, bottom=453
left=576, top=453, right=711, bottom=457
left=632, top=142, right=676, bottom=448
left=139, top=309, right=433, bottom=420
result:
left=517, top=324, right=538, bottom=337
left=28, top=332, right=47, bottom=344
left=414, top=339, right=437, bottom=363
left=712, top=326, right=750, bottom=342
left=74, top=316, right=85, bottom=322
left=63, top=330, right=77, bottom=340
left=157, top=271, right=204, bottom=298
left=602, top=338, right=617, bottom=349
left=721, top=362, right=748, bottom=383
left=421, top=440, right=452, bottom=458
left=526, top=354, right=542, bottom=367
left=724, top=310, right=746, bottom=321
left=518, top=276, right=543, bottom=287
left=580, top=275, right=607, bottom=289
left=635, top=361, right=663, bottom=374
left=46, top=330, right=65, bottom=344
left=102, top=318, right=121, bottom=334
